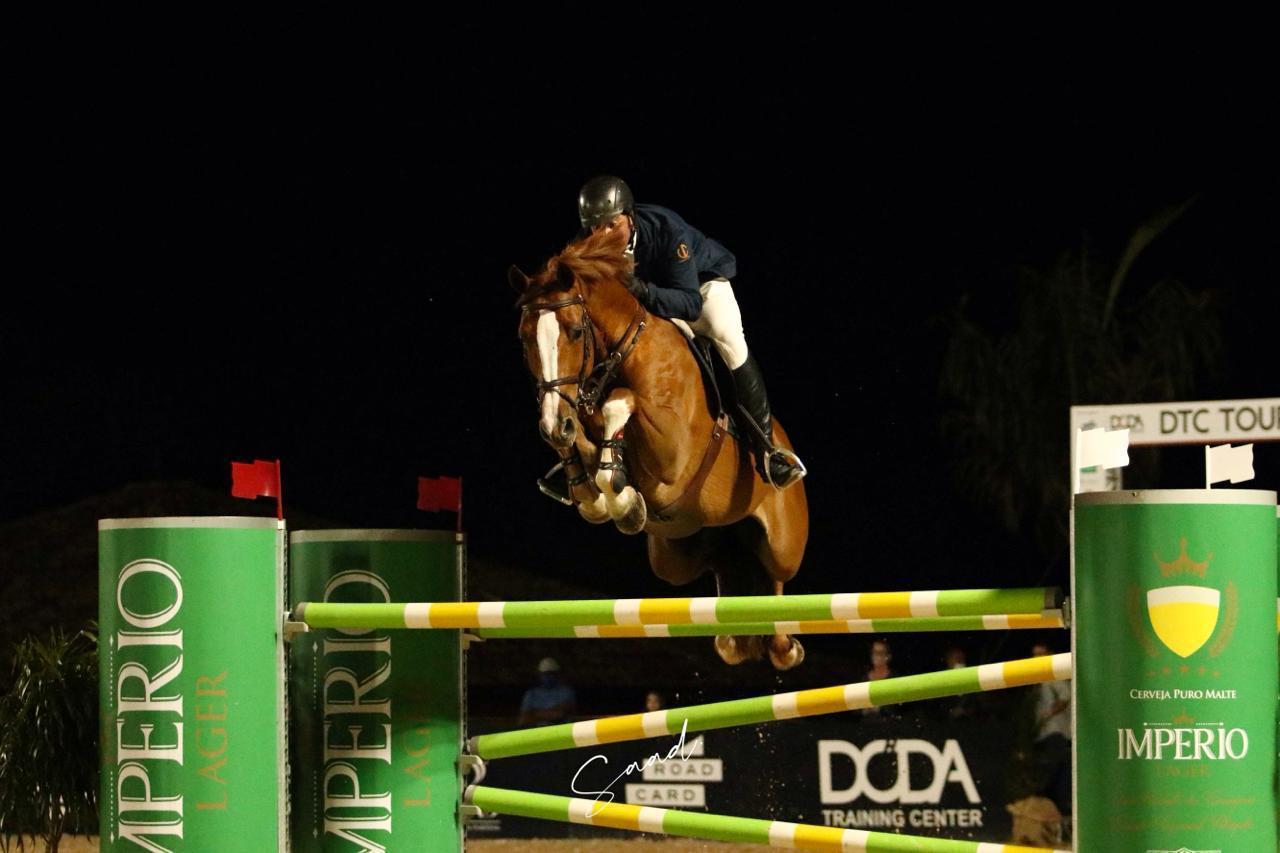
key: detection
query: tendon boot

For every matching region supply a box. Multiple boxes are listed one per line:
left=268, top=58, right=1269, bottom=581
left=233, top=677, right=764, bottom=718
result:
left=730, top=353, right=807, bottom=489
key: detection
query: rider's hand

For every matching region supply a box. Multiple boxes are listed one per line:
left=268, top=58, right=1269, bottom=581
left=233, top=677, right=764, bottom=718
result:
left=621, top=271, right=652, bottom=304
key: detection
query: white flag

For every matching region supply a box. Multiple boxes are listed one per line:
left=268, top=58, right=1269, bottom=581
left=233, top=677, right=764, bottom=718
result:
left=1205, top=443, right=1255, bottom=487
left=1077, top=427, right=1130, bottom=471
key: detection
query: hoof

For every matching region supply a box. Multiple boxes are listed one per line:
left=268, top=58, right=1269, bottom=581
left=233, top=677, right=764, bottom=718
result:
left=769, top=636, right=805, bottom=671
left=715, top=634, right=766, bottom=665
left=577, top=493, right=611, bottom=524
left=714, top=635, right=749, bottom=665
left=613, top=490, right=648, bottom=535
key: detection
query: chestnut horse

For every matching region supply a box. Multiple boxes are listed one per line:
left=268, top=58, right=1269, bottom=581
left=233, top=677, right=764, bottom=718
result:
left=510, top=228, right=810, bottom=669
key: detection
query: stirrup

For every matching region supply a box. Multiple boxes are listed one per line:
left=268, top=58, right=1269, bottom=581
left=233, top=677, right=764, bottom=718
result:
left=536, top=460, right=576, bottom=506
left=763, top=447, right=807, bottom=490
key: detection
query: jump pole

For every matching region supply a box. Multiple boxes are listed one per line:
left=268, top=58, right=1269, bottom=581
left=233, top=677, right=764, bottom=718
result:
left=470, top=653, right=1071, bottom=760
left=473, top=610, right=1066, bottom=639
left=294, top=586, right=1062, bottom=631
left=464, top=785, right=1069, bottom=853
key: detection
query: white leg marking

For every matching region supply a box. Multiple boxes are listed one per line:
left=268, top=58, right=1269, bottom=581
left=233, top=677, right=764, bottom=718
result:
left=595, top=391, right=639, bottom=520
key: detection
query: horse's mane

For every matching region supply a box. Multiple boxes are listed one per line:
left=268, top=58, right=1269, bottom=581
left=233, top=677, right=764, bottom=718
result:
left=516, top=227, right=633, bottom=308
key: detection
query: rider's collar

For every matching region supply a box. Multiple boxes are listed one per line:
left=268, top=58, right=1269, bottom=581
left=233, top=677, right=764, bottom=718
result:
left=624, top=214, right=637, bottom=257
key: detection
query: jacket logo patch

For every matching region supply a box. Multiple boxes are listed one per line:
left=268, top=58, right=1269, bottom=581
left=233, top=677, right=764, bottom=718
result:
left=676, top=243, right=690, bottom=261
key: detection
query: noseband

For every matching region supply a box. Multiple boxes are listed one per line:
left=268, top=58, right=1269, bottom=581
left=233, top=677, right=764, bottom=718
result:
left=521, top=290, right=647, bottom=416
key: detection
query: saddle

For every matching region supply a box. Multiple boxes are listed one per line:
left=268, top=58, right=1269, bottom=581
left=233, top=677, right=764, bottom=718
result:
left=668, top=319, right=742, bottom=442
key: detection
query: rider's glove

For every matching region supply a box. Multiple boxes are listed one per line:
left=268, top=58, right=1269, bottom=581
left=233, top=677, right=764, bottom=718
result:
left=621, top=271, right=652, bottom=306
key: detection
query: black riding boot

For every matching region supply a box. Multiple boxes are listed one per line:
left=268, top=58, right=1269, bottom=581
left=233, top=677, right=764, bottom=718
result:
left=730, top=354, right=807, bottom=489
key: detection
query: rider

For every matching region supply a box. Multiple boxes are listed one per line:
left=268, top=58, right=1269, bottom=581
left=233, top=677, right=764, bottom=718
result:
left=576, top=175, right=806, bottom=490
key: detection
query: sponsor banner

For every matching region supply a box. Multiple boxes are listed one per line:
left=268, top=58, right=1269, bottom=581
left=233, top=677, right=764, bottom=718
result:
left=289, top=530, right=462, bottom=853
left=99, top=517, right=286, bottom=852
left=473, top=713, right=1030, bottom=843
left=1074, top=490, right=1278, bottom=851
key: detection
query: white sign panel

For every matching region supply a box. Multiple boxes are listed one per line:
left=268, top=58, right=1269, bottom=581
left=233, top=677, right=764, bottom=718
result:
left=1071, top=398, right=1280, bottom=447
left=642, top=757, right=723, bottom=782
left=625, top=784, right=706, bottom=807
left=1070, top=397, right=1279, bottom=492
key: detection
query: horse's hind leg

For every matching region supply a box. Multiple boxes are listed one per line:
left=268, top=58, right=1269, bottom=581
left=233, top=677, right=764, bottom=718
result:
left=595, top=388, right=647, bottom=535
left=708, top=524, right=780, bottom=666
left=740, top=475, right=809, bottom=670
left=646, top=529, right=723, bottom=586
left=650, top=529, right=762, bottom=665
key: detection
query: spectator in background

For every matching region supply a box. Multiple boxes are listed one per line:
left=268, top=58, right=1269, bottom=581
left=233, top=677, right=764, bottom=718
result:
left=518, top=657, right=577, bottom=727
left=1030, top=642, right=1072, bottom=825
left=644, top=691, right=666, bottom=712
left=860, top=639, right=897, bottom=719
left=941, top=644, right=974, bottom=720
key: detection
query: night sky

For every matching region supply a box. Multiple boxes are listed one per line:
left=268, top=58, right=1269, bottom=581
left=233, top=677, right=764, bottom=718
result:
left=5, top=24, right=1275, bottom=600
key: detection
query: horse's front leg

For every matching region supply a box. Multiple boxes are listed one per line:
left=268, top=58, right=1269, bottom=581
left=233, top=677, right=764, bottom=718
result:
left=595, top=388, right=647, bottom=535
left=564, top=444, right=609, bottom=524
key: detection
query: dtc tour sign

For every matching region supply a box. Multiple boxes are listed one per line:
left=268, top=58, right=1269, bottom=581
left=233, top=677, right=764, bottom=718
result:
left=1071, top=398, right=1280, bottom=446
left=1070, top=397, right=1280, bottom=492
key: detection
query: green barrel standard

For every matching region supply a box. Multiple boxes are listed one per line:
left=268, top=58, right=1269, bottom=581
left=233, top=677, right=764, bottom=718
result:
left=1074, top=490, right=1278, bottom=851
left=289, top=530, right=463, bottom=853
left=99, top=517, right=286, bottom=852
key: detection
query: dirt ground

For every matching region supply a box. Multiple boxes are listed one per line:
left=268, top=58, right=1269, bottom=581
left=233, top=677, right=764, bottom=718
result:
left=14, top=836, right=777, bottom=852
left=472, top=842, right=790, bottom=852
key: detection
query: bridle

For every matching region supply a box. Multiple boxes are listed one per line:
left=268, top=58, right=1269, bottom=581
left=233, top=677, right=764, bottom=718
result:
left=520, top=289, right=647, bottom=417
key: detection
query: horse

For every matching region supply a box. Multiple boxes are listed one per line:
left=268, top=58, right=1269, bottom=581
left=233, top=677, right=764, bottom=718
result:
left=509, top=227, right=810, bottom=669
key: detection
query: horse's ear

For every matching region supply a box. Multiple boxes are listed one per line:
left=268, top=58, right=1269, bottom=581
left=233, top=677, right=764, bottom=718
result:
left=556, top=262, right=575, bottom=291
left=508, top=265, right=530, bottom=293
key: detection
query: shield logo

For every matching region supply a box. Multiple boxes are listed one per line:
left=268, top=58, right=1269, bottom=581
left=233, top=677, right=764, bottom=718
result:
left=1147, top=585, right=1221, bottom=658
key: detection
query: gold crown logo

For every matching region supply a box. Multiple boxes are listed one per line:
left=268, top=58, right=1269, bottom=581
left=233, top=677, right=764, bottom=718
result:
left=1171, top=709, right=1195, bottom=725
left=1155, top=537, right=1211, bottom=579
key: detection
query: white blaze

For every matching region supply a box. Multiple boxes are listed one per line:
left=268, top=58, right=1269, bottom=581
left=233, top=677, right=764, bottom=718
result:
left=537, top=310, right=562, bottom=435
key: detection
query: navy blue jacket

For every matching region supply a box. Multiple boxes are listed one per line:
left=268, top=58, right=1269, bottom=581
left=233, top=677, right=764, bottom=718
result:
left=579, top=203, right=737, bottom=321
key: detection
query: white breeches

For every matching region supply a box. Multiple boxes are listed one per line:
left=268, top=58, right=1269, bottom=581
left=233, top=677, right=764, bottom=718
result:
left=687, top=277, right=749, bottom=370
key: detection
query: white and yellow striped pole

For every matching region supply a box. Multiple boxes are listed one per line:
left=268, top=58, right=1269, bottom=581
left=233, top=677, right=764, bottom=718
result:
left=474, top=611, right=1065, bottom=639
left=295, top=587, right=1061, bottom=631
left=464, top=785, right=1068, bottom=852
left=470, top=653, right=1072, bottom=760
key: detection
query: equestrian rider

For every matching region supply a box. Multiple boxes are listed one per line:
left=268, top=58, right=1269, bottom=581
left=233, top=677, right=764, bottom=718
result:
left=576, top=175, right=806, bottom=490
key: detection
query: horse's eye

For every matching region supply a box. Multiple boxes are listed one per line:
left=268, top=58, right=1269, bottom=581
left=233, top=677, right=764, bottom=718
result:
left=567, top=327, right=582, bottom=342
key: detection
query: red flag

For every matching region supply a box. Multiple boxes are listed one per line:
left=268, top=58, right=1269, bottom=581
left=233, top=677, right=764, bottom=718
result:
left=417, top=475, right=462, bottom=513
left=231, top=459, right=280, bottom=499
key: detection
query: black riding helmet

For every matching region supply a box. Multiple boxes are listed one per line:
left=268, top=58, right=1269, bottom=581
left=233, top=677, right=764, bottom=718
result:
left=578, top=175, right=634, bottom=230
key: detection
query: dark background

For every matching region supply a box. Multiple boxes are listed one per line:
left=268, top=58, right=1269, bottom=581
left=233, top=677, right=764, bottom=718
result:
left=4, top=22, right=1275, bottom=630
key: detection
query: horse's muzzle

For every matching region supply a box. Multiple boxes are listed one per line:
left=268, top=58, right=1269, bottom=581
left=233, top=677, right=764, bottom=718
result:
left=539, top=414, right=577, bottom=448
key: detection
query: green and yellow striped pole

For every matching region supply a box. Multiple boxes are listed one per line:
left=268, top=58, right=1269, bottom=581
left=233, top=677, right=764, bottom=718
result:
left=475, top=611, right=1065, bottom=639
left=295, top=587, right=1060, bottom=631
left=464, top=785, right=1067, bottom=852
left=469, top=653, right=1071, bottom=760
